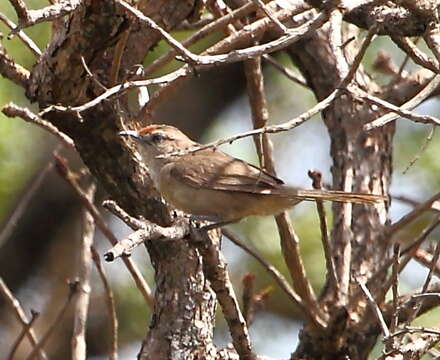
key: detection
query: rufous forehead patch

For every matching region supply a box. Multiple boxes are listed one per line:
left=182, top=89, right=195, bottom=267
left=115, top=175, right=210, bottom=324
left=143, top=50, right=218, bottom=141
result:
left=138, top=125, right=163, bottom=135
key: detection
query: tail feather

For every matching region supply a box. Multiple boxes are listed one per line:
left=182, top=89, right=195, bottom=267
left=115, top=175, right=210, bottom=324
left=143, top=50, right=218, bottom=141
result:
left=290, top=189, right=386, bottom=205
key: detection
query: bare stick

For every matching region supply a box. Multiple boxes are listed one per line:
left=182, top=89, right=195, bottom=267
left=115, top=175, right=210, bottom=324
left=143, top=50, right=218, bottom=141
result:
left=328, top=8, right=349, bottom=81
left=364, top=74, right=440, bottom=131
left=308, top=171, right=338, bottom=291
left=103, top=200, right=145, bottom=230
left=391, top=36, right=439, bottom=73
left=387, top=192, right=440, bottom=237
left=0, top=157, right=56, bottom=246
left=380, top=216, right=440, bottom=300
left=385, top=244, right=400, bottom=353
left=38, top=69, right=187, bottom=116
left=53, top=155, right=154, bottom=306
left=0, top=277, right=47, bottom=360
left=252, top=0, right=288, bottom=33
left=0, top=12, right=41, bottom=56
left=354, top=89, right=440, bottom=128
left=40, top=5, right=313, bottom=117
left=414, top=248, right=440, bottom=276
left=242, top=274, right=271, bottom=327
left=117, top=0, right=328, bottom=67
left=8, top=0, right=28, bottom=23
left=91, top=247, right=118, bottom=360
left=262, top=54, right=308, bottom=88
left=358, top=280, right=390, bottom=338
left=393, top=194, right=440, bottom=212
left=7, top=310, right=39, bottom=360
left=403, top=126, right=435, bottom=174
left=161, top=22, right=377, bottom=159
left=0, top=42, right=30, bottom=87
left=244, top=55, right=324, bottom=327
left=2, top=103, right=75, bottom=148
left=223, top=229, right=326, bottom=329
left=8, top=0, right=82, bottom=33
left=143, top=0, right=264, bottom=75
left=72, top=182, right=96, bottom=360
left=104, top=223, right=187, bottom=262
left=24, top=281, right=79, bottom=360
left=424, top=22, right=440, bottom=66
left=406, top=239, right=440, bottom=324
left=102, top=200, right=188, bottom=261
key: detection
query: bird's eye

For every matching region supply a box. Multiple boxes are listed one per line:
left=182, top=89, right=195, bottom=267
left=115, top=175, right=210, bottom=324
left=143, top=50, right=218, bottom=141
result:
left=151, top=133, right=164, bottom=142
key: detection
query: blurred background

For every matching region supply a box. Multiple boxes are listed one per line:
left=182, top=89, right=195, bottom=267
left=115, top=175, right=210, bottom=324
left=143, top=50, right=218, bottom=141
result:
left=1, top=1, right=440, bottom=359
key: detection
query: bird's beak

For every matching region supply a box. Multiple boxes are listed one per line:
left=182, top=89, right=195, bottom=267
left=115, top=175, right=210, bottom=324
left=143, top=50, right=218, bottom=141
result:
left=119, top=130, right=141, bottom=142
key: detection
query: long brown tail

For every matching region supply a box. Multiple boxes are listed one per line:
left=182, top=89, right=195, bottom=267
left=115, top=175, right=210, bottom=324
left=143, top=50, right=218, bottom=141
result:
left=289, top=189, right=386, bottom=205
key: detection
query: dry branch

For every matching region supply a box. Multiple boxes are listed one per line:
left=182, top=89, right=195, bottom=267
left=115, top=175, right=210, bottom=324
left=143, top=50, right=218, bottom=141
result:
left=0, top=277, right=47, bottom=360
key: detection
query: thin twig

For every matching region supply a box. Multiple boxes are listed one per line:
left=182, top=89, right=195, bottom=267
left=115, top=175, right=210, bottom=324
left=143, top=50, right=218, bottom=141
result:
left=0, top=157, right=56, bottom=246
left=262, top=54, right=308, bottom=88
left=242, top=274, right=271, bottom=327
left=328, top=8, right=349, bottom=81
left=391, top=36, right=439, bottom=73
left=413, top=248, right=440, bottom=276
left=244, top=55, right=324, bottom=325
left=308, top=170, right=338, bottom=291
left=387, top=192, right=440, bottom=237
left=104, top=223, right=187, bottom=262
left=0, top=12, right=41, bottom=56
left=364, top=74, right=440, bottom=131
left=2, top=103, right=75, bottom=148
left=161, top=22, right=377, bottom=159
left=109, top=27, right=131, bottom=87
left=91, top=247, right=118, bottom=360
left=117, top=0, right=327, bottom=67
left=393, top=194, right=440, bottom=212
left=80, top=56, right=106, bottom=91
left=53, top=155, right=154, bottom=306
left=385, top=244, right=400, bottom=353
left=72, top=181, right=96, bottom=360
left=141, top=5, right=313, bottom=117
left=252, top=0, right=288, bottom=33
left=0, top=42, right=30, bottom=87
left=0, top=277, right=47, bottom=360
left=102, top=200, right=145, bottom=230
left=406, top=239, right=440, bottom=324
left=354, top=89, right=440, bottom=128
left=403, top=126, right=435, bottom=174
left=223, top=229, right=327, bottom=329
left=24, top=281, right=79, bottom=360
left=102, top=201, right=188, bottom=261
left=358, top=280, right=390, bottom=338
left=8, top=0, right=82, bottom=33
left=242, top=274, right=256, bottom=326
left=143, top=0, right=265, bottom=75
left=394, top=37, right=420, bottom=82
left=175, top=15, right=215, bottom=31
left=38, top=70, right=186, bottom=115
left=380, top=216, right=440, bottom=300
left=7, top=310, right=40, bottom=360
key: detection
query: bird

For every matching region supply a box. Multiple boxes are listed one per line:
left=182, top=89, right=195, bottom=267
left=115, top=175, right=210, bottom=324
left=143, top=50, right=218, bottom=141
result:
left=119, top=125, right=385, bottom=225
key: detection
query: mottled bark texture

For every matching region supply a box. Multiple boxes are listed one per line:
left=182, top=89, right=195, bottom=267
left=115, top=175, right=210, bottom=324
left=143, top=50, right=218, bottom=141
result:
left=26, top=1, right=220, bottom=359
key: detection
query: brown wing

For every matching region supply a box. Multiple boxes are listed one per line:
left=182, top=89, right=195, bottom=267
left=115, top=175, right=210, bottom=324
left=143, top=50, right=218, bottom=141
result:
left=165, top=149, right=284, bottom=193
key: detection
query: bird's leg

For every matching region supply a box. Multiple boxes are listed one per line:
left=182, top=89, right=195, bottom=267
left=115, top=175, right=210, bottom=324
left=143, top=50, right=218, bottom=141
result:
left=188, top=215, right=241, bottom=231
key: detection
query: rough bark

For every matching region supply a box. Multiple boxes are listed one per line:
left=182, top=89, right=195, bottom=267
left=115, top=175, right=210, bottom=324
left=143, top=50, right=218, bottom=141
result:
left=26, top=1, right=221, bottom=359
left=285, top=13, right=395, bottom=360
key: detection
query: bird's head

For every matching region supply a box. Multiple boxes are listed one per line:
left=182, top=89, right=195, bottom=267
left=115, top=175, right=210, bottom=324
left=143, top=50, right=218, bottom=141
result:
left=119, top=125, right=195, bottom=165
